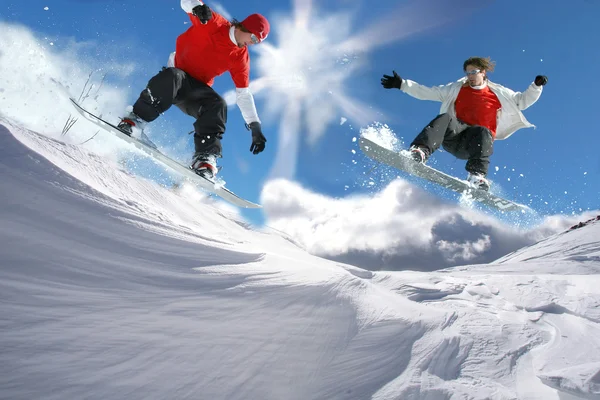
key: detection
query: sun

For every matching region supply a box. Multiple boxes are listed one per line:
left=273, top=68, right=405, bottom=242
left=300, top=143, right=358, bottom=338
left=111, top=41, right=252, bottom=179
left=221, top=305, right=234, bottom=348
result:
left=223, top=0, right=492, bottom=179
left=223, top=3, right=376, bottom=179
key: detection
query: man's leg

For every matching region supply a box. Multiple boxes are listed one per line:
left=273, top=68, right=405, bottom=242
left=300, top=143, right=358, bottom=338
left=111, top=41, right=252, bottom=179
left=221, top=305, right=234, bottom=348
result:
left=173, top=79, right=227, bottom=157
left=461, top=126, right=494, bottom=176
left=132, top=67, right=189, bottom=122
left=173, top=76, right=227, bottom=178
left=191, top=89, right=227, bottom=157
left=441, top=125, right=493, bottom=190
left=410, top=113, right=457, bottom=160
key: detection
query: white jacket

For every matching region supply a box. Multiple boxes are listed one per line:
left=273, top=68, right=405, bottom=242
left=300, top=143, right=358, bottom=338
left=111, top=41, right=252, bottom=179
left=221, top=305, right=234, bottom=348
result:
left=400, top=77, right=543, bottom=140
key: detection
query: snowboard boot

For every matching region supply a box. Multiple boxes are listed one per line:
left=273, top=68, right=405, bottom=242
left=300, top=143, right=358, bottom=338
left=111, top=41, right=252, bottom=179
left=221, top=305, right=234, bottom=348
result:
left=191, top=152, right=218, bottom=181
left=117, top=112, right=146, bottom=137
left=409, top=145, right=429, bottom=164
left=467, top=172, right=490, bottom=191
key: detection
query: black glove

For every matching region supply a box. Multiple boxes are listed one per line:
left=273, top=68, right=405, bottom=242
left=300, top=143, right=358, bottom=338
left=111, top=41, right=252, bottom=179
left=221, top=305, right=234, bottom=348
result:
left=381, top=70, right=403, bottom=89
left=534, top=75, right=548, bottom=87
left=192, top=4, right=212, bottom=24
left=248, top=122, right=267, bottom=155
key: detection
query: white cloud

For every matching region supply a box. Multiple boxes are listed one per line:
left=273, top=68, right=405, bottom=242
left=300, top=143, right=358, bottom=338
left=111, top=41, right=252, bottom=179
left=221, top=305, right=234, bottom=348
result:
left=261, top=178, right=599, bottom=271
left=437, top=235, right=491, bottom=262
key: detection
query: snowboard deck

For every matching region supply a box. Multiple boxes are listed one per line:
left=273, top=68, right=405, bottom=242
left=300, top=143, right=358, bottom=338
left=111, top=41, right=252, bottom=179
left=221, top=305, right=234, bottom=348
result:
left=359, top=136, right=529, bottom=213
left=69, top=98, right=261, bottom=209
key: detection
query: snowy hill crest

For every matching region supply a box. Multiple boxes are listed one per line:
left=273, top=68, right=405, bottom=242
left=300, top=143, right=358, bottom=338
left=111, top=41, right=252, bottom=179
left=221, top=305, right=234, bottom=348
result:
left=1, top=121, right=599, bottom=399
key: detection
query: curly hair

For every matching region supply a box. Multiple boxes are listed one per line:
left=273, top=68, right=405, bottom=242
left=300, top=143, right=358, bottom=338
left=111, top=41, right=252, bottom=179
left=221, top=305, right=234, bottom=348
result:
left=463, top=57, right=496, bottom=73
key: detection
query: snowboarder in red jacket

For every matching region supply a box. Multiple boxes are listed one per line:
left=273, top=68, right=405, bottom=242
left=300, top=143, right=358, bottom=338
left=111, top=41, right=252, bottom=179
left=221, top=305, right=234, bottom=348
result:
left=118, top=0, right=269, bottom=181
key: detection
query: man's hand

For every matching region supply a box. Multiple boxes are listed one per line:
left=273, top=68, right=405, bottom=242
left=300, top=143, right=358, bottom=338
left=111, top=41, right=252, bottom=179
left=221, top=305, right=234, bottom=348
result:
left=534, top=75, right=548, bottom=87
left=192, top=4, right=212, bottom=24
left=248, top=122, right=267, bottom=154
left=381, top=71, right=403, bottom=89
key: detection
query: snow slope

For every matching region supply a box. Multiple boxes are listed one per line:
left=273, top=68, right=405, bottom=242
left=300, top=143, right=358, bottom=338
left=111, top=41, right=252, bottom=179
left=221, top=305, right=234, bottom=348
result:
left=1, top=120, right=599, bottom=400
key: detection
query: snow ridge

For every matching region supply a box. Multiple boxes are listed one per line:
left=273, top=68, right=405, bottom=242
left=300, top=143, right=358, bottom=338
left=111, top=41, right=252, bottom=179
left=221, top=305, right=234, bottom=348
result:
left=1, top=121, right=599, bottom=399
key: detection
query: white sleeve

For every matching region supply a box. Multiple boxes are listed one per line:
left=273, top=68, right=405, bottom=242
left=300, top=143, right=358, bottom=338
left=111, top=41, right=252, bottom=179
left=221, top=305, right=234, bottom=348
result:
left=401, top=79, right=454, bottom=102
left=512, top=82, right=543, bottom=111
left=236, top=88, right=260, bottom=125
left=167, top=52, right=175, bottom=68
left=181, top=0, right=203, bottom=14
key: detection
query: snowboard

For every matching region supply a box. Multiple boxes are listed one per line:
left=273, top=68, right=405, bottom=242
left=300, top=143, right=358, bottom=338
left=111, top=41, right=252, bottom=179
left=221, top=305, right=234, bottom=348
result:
left=69, top=98, right=261, bottom=209
left=359, top=136, right=529, bottom=213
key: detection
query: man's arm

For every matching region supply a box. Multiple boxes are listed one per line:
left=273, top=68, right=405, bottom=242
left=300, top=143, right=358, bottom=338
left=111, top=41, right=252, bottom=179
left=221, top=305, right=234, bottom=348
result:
left=181, top=0, right=212, bottom=26
left=511, top=82, right=543, bottom=111
left=230, top=59, right=266, bottom=154
left=236, top=88, right=260, bottom=125
left=180, top=0, right=202, bottom=14
left=381, top=70, right=454, bottom=102
left=401, top=79, right=454, bottom=102
left=230, top=53, right=259, bottom=124
left=236, top=88, right=266, bottom=155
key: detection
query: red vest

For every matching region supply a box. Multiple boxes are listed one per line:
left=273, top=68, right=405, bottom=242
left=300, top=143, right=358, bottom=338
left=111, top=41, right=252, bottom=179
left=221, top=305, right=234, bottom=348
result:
left=174, top=12, right=250, bottom=88
left=454, top=84, right=502, bottom=138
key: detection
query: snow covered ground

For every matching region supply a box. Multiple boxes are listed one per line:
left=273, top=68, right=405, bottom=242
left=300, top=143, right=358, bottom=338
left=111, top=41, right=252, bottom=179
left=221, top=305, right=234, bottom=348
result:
left=1, top=120, right=599, bottom=399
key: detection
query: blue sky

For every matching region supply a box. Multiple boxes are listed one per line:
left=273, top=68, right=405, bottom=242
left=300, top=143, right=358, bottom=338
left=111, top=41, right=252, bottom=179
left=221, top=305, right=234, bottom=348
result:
left=2, top=0, right=599, bottom=227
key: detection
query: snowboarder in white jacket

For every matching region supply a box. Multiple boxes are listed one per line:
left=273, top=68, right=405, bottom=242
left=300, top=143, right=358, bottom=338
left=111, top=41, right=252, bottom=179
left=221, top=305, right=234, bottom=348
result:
left=381, top=56, right=547, bottom=191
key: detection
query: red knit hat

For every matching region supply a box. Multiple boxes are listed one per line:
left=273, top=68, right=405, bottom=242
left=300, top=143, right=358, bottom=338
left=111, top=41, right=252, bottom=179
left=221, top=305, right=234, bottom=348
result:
left=241, top=14, right=270, bottom=43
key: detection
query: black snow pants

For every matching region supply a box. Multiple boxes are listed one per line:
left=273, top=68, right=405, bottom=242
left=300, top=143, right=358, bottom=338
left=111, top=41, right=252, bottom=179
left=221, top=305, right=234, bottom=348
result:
left=410, top=113, right=494, bottom=176
left=132, top=67, right=227, bottom=157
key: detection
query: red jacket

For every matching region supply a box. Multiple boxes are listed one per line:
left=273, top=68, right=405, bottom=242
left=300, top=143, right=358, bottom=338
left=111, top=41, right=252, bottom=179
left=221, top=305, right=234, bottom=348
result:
left=174, top=11, right=250, bottom=88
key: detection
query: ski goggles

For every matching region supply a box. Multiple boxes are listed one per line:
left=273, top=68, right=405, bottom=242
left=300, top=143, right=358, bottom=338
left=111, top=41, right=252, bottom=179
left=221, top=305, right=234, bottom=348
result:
left=250, top=33, right=260, bottom=44
left=465, top=69, right=481, bottom=76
